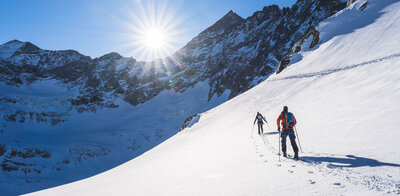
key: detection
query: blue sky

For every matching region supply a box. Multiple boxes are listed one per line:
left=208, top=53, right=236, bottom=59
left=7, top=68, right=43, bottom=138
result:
left=0, top=0, right=296, bottom=61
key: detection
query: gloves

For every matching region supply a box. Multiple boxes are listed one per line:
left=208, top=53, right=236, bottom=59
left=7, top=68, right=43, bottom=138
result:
left=277, top=127, right=281, bottom=132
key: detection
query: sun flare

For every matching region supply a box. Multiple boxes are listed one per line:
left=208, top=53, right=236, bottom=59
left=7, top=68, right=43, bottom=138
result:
left=119, top=0, right=186, bottom=61
left=143, top=28, right=167, bottom=49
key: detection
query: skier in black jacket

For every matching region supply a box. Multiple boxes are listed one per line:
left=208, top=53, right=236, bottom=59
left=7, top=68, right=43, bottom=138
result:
left=253, top=112, right=268, bottom=135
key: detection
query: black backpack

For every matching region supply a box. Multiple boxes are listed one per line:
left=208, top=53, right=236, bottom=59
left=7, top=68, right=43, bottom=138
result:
left=257, top=114, right=263, bottom=123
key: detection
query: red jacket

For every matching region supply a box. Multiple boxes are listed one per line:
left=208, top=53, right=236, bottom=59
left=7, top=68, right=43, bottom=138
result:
left=277, top=111, right=297, bottom=130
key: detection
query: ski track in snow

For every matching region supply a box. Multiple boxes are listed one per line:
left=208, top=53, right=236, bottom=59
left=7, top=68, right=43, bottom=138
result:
left=251, top=132, right=400, bottom=195
left=271, top=53, right=400, bottom=81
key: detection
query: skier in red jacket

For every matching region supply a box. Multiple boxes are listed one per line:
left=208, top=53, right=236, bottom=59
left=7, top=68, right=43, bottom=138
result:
left=277, top=106, right=299, bottom=159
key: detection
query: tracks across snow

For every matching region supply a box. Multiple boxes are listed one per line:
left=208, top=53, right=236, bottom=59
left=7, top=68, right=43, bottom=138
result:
left=251, top=132, right=400, bottom=195
left=271, top=53, right=400, bottom=81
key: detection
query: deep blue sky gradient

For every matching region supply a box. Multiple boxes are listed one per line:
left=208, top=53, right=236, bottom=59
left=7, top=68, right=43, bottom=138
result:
left=0, top=0, right=296, bottom=60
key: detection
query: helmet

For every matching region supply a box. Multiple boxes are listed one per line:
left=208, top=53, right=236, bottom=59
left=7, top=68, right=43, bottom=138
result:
left=283, top=106, right=288, bottom=112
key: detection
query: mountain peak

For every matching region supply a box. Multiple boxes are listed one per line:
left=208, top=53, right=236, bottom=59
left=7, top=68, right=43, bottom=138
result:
left=97, top=52, right=123, bottom=62
left=1, top=39, right=26, bottom=48
left=226, top=10, right=237, bottom=16
left=205, top=10, right=244, bottom=33
left=0, top=40, right=30, bottom=59
left=4, top=39, right=24, bottom=45
left=221, top=10, right=243, bottom=21
left=262, top=4, right=280, bottom=12
left=1, top=40, right=40, bottom=51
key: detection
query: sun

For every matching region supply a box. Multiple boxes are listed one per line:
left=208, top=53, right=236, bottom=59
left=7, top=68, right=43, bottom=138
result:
left=144, top=28, right=166, bottom=49
left=109, top=0, right=187, bottom=61
left=136, top=25, right=173, bottom=59
left=119, top=0, right=186, bottom=61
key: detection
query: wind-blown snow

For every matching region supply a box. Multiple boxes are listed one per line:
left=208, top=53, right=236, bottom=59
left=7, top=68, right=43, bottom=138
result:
left=29, top=0, right=400, bottom=195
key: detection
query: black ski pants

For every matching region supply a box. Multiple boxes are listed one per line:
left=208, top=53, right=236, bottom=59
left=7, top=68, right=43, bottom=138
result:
left=257, top=122, right=263, bottom=134
left=281, top=129, right=298, bottom=153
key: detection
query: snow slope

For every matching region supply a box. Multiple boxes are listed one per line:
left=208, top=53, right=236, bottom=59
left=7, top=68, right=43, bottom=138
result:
left=30, top=0, right=400, bottom=195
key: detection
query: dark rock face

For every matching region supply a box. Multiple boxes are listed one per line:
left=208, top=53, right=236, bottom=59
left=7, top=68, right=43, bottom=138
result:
left=171, top=0, right=347, bottom=99
left=0, top=144, right=6, bottom=157
left=277, top=27, right=321, bottom=73
left=180, top=114, right=199, bottom=131
left=1, top=148, right=50, bottom=173
left=347, top=0, right=356, bottom=6
left=360, top=1, right=368, bottom=11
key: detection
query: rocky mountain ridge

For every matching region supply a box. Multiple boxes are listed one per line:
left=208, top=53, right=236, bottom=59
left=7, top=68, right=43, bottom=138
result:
left=1, top=0, right=347, bottom=110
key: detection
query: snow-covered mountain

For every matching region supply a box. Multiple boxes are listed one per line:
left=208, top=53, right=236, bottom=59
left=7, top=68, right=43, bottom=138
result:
left=174, top=0, right=347, bottom=98
left=27, top=0, right=400, bottom=195
left=0, top=0, right=360, bottom=195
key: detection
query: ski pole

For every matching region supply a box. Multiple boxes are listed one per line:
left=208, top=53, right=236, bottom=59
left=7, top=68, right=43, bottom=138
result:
left=294, top=126, right=303, bottom=153
left=265, top=121, right=272, bottom=132
left=278, top=130, right=281, bottom=162
left=251, top=123, right=255, bottom=138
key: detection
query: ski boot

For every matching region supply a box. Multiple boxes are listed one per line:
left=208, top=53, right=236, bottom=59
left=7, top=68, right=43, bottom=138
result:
left=294, top=151, right=299, bottom=159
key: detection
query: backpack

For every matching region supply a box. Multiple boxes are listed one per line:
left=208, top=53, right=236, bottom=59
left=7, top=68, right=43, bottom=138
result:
left=283, top=112, right=295, bottom=128
left=257, top=114, right=263, bottom=123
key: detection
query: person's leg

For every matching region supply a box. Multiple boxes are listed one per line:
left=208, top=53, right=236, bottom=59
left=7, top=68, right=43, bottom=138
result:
left=261, top=123, right=264, bottom=134
left=257, top=123, right=261, bottom=134
left=288, top=131, right=299, bottom=157
left=281, top=131, right=288, bottom=157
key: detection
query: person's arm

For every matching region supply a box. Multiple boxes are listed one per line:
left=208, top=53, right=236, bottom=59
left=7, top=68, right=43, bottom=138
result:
left=253, top=116, right=257, bottom=124
left=263, top=116, right=268, bottom=123
left=276, top=114, right=282, bottom=131
left=293, top=115, right=297, bottom=126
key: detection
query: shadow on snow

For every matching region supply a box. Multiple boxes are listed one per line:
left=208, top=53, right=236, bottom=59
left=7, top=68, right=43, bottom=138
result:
left=263, top=131, right=279, bottom=135
left=302, top=154, right=400, bottom=168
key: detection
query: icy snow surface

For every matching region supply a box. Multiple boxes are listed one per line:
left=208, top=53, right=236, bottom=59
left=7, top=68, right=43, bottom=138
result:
left=30, top=0, right=400, bottom=195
